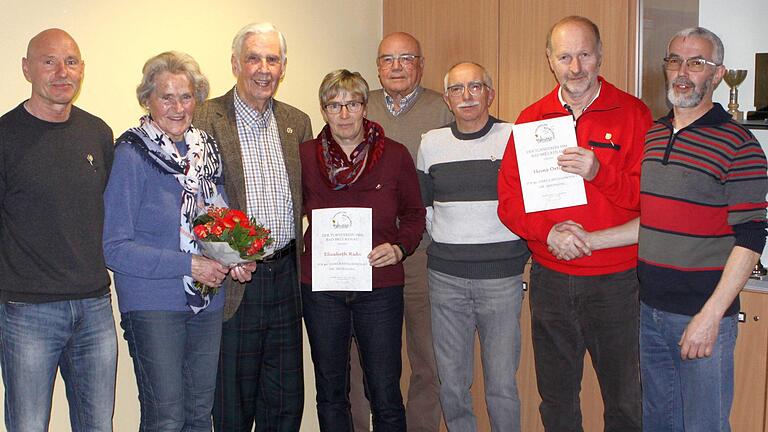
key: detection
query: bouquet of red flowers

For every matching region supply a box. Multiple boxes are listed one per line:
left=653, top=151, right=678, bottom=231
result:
left=192, top=207, right=274, bottom=295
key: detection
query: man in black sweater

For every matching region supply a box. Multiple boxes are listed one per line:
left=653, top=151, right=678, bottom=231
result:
left=0, top=28, right=116, bottom=431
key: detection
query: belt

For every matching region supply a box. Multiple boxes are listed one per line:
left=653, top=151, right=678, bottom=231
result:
left=259, top=240, right=296, bottom=263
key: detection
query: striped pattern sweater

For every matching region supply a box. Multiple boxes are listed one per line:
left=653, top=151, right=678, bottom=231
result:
left=417, top=118, right=529, bottom=279
left=638, top=104, right=768, bottom=316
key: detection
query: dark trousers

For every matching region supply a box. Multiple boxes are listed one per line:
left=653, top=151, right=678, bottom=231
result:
left=529, top=262, right=641, bottom=432
left=302, top=284, right=406, bottom=432
left=350, top=249, right=442, bottom=432
left=213, top=254, right=304, bottom=432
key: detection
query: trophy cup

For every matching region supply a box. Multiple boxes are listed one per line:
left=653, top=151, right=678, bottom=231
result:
left=724, top=69, right=748, bottom=121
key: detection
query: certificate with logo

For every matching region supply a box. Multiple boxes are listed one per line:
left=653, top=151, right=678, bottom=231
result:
left=311, top=207, right=373, bottom=291
left=512, top=115, right=587, bottom=213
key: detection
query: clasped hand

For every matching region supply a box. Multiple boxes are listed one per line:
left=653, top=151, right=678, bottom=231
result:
left=547, top=220, right=592, bottom=261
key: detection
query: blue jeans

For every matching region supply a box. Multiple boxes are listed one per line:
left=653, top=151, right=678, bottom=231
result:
left=0, top=294, right=118, bottom=432
left=301, top=284, right=405, bottom=432
left=428, top=269, right=524, bottom=432
left=640, top=302, right=737, bottom=432
left=121, top=308, right=223, bottom=432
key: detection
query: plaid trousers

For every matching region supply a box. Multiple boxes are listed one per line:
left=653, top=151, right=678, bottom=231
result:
left=213, top=254, right=304, bottom=432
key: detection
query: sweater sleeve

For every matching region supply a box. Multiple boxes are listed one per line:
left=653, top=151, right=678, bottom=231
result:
left=416, top=141, right=433, bottom=207
left=103, top=143, right=191, bottom=279
left=726, top=132, right=768, bottom=253
left=587, top=102, right=652, bottom=210
left=497, top=115, right=559, bottom=243
left=396, top=146, right=427, bottom=254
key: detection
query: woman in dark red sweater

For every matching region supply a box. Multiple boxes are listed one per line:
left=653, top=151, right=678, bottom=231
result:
left=300, top=69, right=425, bottom=431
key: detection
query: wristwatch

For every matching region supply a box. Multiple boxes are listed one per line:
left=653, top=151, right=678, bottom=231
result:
left=393, top=242, right=408, bottom=262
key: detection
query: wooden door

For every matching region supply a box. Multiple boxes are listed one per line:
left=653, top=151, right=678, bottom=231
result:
left=732, top=290, right=768, bottom=432
left=383, top=0, right=500, bottom=116
left=498, top=0, right=639, bottom=121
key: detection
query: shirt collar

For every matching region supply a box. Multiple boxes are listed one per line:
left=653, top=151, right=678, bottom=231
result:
left=234, top=88, right=273, bottom=128
left=450, top=116, right=500, bottom=141
left=658, top=102, right=732, bottom=130
left=384, top=86, right=422, bottom=116
left=558, top=81, right=602, bottom=114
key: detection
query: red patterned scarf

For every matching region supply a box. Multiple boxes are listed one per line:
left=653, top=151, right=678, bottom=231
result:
left=317, top=119, right=386, bottom=190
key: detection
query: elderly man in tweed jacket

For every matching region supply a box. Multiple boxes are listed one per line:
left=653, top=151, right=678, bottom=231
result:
left=195, top=22, right=312, bottom=432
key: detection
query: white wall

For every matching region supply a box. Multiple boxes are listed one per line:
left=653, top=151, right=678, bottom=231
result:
left=700, top=0, right=768, bottom=263
left=0, top=1, right=382, bottom=431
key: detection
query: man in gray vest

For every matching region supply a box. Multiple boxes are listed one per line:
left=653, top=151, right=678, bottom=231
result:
left=349, top=31, right=452, bottom=432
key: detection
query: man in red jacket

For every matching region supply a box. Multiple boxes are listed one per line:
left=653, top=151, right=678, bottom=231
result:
left=497, top=15, right=652, bottom=431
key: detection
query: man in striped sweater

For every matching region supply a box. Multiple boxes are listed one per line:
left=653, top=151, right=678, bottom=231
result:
left=637, top=27, right=768, bottom=430
left=417, top=62, right=530, bottom=431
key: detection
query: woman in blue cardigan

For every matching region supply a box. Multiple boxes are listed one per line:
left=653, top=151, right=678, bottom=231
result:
left=103, top=51, right=253, bottom=431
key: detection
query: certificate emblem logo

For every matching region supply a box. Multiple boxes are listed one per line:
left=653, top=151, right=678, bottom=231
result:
left=534, top=124, right=555, bottom=144
left=331, top=212, right=353, bottom=230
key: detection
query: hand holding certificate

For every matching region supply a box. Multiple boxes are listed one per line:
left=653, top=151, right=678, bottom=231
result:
left=512, top=115, right=587, bottom=213
left=312, top=207, right=373, bottom=291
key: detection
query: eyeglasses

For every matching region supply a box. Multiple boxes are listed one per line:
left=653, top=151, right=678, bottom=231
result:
left=377, top=54, right=421, bottom=69
left=324, top=101, right=364, bottom=114
left=663, top=56, right=721, bottom=72
left=445, top=81, right=488, bottom=98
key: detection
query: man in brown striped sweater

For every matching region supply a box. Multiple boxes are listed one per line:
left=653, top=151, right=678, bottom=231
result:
left=638, top=27, right=767, bottom=431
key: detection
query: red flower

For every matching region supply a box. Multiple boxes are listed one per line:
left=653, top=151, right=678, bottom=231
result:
left=193, top=206, right=273, bottom=263
left=193, top=225, right=209, bottom=239
left=210, top=223, right=225, bottom=236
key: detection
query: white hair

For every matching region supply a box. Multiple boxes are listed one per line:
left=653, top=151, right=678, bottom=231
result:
left=231, top=22, right=287, bottom=63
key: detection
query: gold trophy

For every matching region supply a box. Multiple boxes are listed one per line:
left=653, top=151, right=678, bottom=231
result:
left=724, top=69, right=748, bottom=121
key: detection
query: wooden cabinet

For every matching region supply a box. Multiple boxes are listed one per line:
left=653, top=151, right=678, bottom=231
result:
left=732, top=288, right=768, bottom=432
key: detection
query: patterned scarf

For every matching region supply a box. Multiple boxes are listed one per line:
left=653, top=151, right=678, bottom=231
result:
left=317, top=119, right=386, bottom=190
left=124, top=115, right=223, bottom=313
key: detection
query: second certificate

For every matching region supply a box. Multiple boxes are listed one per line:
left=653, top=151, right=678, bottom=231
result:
left=311, top=207, right=373, bottom=291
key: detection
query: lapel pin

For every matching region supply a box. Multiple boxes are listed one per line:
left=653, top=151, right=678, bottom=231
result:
left=286, top=127, right=293, bottom=134
left=86, top=154, right=94, bottom=167
left=375, top=184, right=382, bottom=190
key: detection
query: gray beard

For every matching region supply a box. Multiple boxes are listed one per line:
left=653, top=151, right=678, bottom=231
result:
left=667, top=76, right=711, bottom=108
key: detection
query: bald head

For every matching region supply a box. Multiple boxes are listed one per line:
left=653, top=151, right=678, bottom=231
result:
left=378, top=32, right=422, bottom=58
left=377, top=32, right=425, bottom=99
left=27, top=28, right=80, bottom=59
left=442, top=62, right=495, bottom=133
left=546, top=16, right=601, bottom=54
left=22, top=28, right=84, bottom=121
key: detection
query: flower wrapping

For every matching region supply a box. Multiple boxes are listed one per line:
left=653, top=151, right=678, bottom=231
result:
left=192, top=207, right=274, bottom=295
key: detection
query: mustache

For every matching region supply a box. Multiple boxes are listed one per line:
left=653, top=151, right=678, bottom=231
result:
left=457, top=101, right=480, bottom=108
left=671, top=76, right=695, bottom=88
